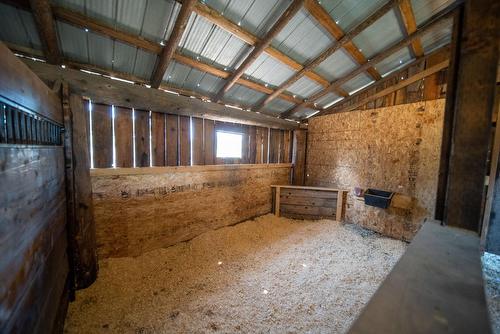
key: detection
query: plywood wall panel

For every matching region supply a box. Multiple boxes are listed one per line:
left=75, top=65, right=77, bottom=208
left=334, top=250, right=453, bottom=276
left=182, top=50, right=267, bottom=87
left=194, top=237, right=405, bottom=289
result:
left=151, top=112, right=166, bottom=166
left=134, top=109, right=150, bottom=167
left=91, top=103, right=112, bottom=168
left=306, top=99, right=445, bottom=241
left=91, top=164, right=292, bottom=258
left=114, top=106, right=133, bottom=168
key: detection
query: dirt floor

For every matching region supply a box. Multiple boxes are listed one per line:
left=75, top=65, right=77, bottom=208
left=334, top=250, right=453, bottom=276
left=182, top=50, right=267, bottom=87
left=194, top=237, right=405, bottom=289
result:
left=483, top=252, right=500, bottom=334
left=64, top=214, right=407, bottom=334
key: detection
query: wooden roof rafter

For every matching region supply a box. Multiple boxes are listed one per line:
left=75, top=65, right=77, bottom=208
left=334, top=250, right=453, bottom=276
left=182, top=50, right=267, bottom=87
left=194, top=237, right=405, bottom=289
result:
left=213, top=0, right=305, bottom=103
left=254, top=0, right=398, bottom=113
left=28, top=0, right=61, bottom=64
left=397, top=0, right=425, bottom=58
left=282, top=2, right=459, bottom=119
left=37, top=5, right=309, bottom=107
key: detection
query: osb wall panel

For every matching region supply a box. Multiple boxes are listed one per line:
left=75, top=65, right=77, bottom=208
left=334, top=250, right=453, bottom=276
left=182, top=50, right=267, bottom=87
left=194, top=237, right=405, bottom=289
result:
left=306, top=99, right=445, bottom=241
left=91, top=164, right=291, bottom=258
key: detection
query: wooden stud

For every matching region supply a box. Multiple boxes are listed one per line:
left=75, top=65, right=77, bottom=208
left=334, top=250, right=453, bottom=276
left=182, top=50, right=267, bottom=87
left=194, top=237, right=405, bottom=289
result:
left=275, top=186, right=281, bottom=217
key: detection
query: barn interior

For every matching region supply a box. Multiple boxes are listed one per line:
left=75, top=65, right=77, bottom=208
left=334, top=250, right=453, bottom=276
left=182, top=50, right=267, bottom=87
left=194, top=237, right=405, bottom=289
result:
left=0, top=0, right=499, bottom=333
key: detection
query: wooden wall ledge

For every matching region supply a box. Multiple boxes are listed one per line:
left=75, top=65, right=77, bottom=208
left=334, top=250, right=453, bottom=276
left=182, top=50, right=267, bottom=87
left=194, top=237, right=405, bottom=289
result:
left=90, top=163, right=292, bottom=176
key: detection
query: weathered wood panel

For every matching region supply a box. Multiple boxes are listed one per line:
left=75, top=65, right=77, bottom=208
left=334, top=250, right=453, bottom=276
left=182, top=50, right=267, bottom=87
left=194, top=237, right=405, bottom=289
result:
left=283, top=130, right=292, bottom=163
left=91, top=103, right=112, bottom=168
left=191, top=117, right=204, bottom=165
left=114, top=106, right=133, bottom=168
left=166, top=114, right=178, bottom=166
left=292, top=129, right=307, bottom=185
left=134, top=109, right=150, bottom=167
left=306, top=100, right=445, bottom=240
left=204, top=119, right=215, bottom=165
left=255, top=127, right=269, bottom=164
left=91, top=164, right=292, bottom=258
left=269, top=128, right=281, bottom=163
left=0, top=147, right=67, bottom=333
left=247, top=125, right=257, bottom=164
left=179, top=115, right=190, bottom=166
left=151, top=112, right=166, bottom=167
left=0, top=42, right=62, bottom=123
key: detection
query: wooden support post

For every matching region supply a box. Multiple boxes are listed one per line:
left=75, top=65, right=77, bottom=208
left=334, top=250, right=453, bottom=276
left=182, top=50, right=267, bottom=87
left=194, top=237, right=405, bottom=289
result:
left=444, top=0, right=499, bottom=231
left=29, top=0, right=61, bottom=64
left=336, top=190, right=345, bottom=221
left=275, top=186, right=281, bottom=217
left=63, top=87, right=98, bottom=289
left=292, top=129, right=307, bottom=185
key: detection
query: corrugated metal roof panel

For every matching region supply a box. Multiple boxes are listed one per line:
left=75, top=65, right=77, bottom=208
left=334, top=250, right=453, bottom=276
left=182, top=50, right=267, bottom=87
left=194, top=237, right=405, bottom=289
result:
left=0, top=5, right=41, bottom=50
left=315, top=48, right=359, bottom=82
left=421, top=18, right=452, bottom=53
left=341, top=72, right=374, bottom=94
left=54, top=0, right=179, bottom=42
left=272, top=8, right=334, bottom=63
left=315, top=92, right=343, bottom=108
left=56, top=20, right=89, bottom=64
left=163, top=61, right=224, bottom=96
left=286, top=76, right=323, bottom=99
left=411, top=0, right=455, bottom=26
left=88, top=32, right=114, bottom=70
left=292, top=107, right=318, bottom=119
left=319, top=0, right=389, bottom=32
left=179, top=13, right=251, bottom=70
left=263, top=98, right=295, bottom=115
left=374, top=46, right=414, bottom=77
left=204, top=0, right=290, bottom=37
left=132, top=48, right=157, bottom=79
left=112, top=40, right=137, bottom=74
left=244, top=53, right=295, bottom=86
left=352, top=8, right=405, bottom=59
left=224, top=84, right=266, bottom=107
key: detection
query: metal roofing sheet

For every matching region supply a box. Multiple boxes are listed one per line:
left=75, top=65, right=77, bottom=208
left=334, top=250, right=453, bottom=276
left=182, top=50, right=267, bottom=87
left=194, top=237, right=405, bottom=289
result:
left=272, top=8, right=334, bottom=64
left=286, top=76, right=323, bottom=99
left=0, top=4, right=41, bottom=50
left=352, top=8, right=405, bottom=59
left=314, top=48, right=359, bottom=82
left=411, top=0, right=455, bottom=26
left=262, top=98, right=295, bottom=115
left=57, top=20, right=89, bottom=63
left=314, top=92, right=343, bottom=108
left=179, top=13, right=251, bottom=70
left=163, top=60, right=225, bottom=96
left=319, top=0, right=389, bottom=32
left=224, top=84, right=266, bottom=107
left=420, top=18, right=452, bottom=53
left=292, top=107, right=319, bottom=120
left=374, top=46, right=414, bottom=77
left=340, top=72, right=374, bottom=94
left=204, top=0, right=290, bottom=38
left=132, top=48, right=157, bottom=79
left=244, top=53, right=295, bottom=87
left=53, top=0, right=179, bottom=42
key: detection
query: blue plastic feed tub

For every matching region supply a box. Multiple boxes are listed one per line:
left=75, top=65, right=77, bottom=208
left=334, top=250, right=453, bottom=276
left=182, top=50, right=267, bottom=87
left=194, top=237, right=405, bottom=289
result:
left=364, top=189, right=394, bottom=209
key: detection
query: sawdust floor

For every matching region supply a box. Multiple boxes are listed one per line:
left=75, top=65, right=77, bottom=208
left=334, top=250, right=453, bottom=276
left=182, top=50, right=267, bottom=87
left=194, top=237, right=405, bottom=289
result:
left=64, top=214, right=407, bottom=334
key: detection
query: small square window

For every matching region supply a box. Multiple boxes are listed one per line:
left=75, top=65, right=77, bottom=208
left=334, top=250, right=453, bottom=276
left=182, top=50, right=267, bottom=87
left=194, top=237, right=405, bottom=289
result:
left=216, top=131, right=243, bottom=158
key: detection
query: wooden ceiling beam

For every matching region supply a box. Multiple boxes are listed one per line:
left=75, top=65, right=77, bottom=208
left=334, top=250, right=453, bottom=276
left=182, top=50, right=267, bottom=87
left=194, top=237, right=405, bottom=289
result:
left=255, top=0, right=397, bottom=113
left=397, top=0, right=425, bottom=57
left=304, top=0, right=381, bottom=81
left=192, top=1, right=331, bottom=88
left=213, top=0, right=305, bottom=102
left=29, top=0, right=61, bottom=64
left=48, top=6, right=305, bottom=105
left=282, top=2, right=457, bottom=119
left=150, top=0, right=196, bottom=88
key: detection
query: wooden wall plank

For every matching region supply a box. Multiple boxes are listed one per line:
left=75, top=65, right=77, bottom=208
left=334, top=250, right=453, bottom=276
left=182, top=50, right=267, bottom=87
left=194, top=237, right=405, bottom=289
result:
left=166, top=114, right=178, bottom=166
left=278, top=129, right=285, bottom=163
left=255, top=127, right=269, bottom=164
left=247, top=125, right=257, bottom=164
left=91, top=103, right=113, bottom=168
left=114, top=106, right=133, bottom=168
left=269, top=128, right=281, bottom=163
left=151, top=112, right=166, bottom=166
left=283, top=130, right=292, bottom=163
left=179, top=115, right=191, bottom=166
left=292, top=129, right=307, bottom=185
left=204, top=119, right=215, bottom=165
left=191, top=117, right=204, bottom=165
left=134, top=109, right=150, bottom=167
